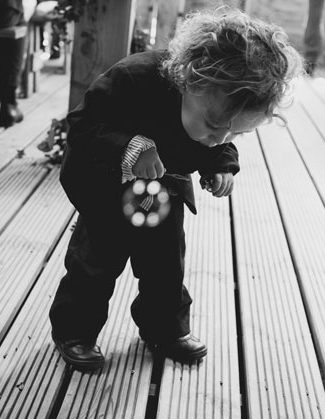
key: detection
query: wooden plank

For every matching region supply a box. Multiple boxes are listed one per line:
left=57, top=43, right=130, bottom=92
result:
left=57, top=261, right=153, bottom=419
left=0, top=154, right=49, bottom=234
left=283, top=101, right=325, bottom=203
left=294, top=77, right=325, bottom=136
left=0, top=82, right=69, bottom=170
left=18, top=71, right=69, bottom=117
left=306, top=76, right=325, bottom=105
left=0, top=70, right=69, bottom=137
left=258, top=116, right=325, bottom=378
left=0, top=167, right=74, bottom=342
left=157, top=175, right=241, bottom=419
left=0, top=80, right=69, bottom=149
left=0, top=215, right=77, bottom=419
left=69, top=0, right=137, bottom=110
left=232, top=130, right=325, bottom=418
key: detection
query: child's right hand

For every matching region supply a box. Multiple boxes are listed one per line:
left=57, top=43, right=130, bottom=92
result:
left=132, top=148, right=166, bottom=179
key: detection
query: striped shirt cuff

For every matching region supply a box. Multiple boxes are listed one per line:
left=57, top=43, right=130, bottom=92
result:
left=121, top=135, right=156, bottom=183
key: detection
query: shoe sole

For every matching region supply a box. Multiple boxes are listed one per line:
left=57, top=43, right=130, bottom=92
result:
left=142, top=338, right=208, bottom=362
left=163, top=346, right=208, bottom=363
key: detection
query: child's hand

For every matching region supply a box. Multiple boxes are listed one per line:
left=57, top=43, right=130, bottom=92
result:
left=200, top=173, right=234, bottom=197
left=132, top=148, right=166, bottom=179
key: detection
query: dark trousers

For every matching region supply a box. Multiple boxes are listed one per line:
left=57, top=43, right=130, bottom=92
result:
left=49, top=194, right=192, bottom=344
left=0, top=5, right=25, bottom=104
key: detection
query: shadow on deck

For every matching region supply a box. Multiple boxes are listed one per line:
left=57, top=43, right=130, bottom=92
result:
left=0, top=71, right=325, bottom=418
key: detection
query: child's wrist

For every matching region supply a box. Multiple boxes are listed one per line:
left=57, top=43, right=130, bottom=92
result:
left=121, top=135, right=156, bottom=183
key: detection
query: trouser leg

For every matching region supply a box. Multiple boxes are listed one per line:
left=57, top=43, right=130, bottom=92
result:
left=49, top=215, right=130, bottom=342
left=0, top=7, right=25, bottom=104
left=130, top=196, right=192, bottom=343
left=0, top=37, right=25, bottom=104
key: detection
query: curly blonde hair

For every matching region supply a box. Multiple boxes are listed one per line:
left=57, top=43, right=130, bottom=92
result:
left=161, top=7, right=304, bottom=116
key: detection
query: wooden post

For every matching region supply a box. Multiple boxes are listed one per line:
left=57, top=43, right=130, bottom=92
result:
left=22, top=23, right=43, bottom=98
left=154, top=0, right=180, bottom=49
left=185, top=0, right=244, bottom=13
left=185, top=0, right=211, bottom=13
left=136, top=0, right=155, bottom=31
left=69, top=0, right=136, bottom=111
left=242, top=0, right=253, bottom=13
left=148, top=0, right=159, bottom=46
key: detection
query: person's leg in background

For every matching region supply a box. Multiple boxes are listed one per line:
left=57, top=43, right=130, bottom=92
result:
left=0, top=3, right=25, bottom=127
left=304, top=0, right=325, bottom=75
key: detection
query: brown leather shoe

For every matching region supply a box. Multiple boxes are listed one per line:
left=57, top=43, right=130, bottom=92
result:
left=52, top=332, right=105, bottom=371
left=140, top=332, right=207, bottom=362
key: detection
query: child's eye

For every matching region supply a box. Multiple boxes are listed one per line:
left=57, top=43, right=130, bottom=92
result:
left=232, top=130, right=253, bottom=135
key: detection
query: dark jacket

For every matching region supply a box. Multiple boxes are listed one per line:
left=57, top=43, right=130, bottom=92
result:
left=0, top=0, right=23, bottom=12
left=60, top=50, right=240, bottom=217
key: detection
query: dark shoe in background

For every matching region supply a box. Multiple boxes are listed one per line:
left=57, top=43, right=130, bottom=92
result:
left=52, top=332, right=105, bottom=372
left=0, top=103, right=24, bottom=128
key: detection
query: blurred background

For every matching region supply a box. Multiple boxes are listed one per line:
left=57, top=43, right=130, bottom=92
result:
left=242, top=0, right=325, bottom=76
left=133, top=0, right=325, bottom=76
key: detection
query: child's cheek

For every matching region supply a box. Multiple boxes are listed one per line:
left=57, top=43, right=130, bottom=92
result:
left=181, top=110, right=192, bottom=138
left=181, top=111, right=205, bottom=140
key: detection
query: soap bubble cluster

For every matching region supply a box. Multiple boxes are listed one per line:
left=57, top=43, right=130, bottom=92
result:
left=122, top=180, right=170, bottom=227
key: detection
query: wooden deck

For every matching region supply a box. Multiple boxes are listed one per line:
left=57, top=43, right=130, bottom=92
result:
left=0, top=72, right=325, bottom=418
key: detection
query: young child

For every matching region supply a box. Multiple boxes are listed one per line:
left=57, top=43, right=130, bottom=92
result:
left=49, top=7, right=304, bottom=371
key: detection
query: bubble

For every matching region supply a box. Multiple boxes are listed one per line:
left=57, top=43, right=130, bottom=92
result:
left=157, top=191, right=169, bottom=204
left=131, top=212, right=146, bottom=227
left=147, top=212, right=160, bottom=227
left=133, top=180, right=146, bottom=195
left=124, top=203, right=135, bottom=216
left=147, top=180, right=161, bottom=195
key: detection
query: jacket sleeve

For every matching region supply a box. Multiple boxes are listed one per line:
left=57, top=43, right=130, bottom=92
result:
left=198, top=142, right=240, bottom=176
left=60, top=64, right=140, bottom=217
left=66, top=63, right=138, bottom=170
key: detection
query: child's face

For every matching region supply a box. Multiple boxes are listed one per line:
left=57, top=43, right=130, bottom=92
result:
left=181, top=89, right=267, bottom=147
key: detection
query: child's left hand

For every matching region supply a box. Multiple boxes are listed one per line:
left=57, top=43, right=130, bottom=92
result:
left=200, top=173, right=234, bottom=197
